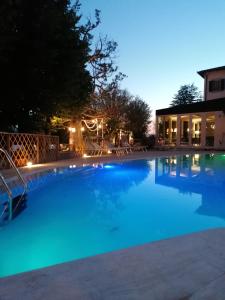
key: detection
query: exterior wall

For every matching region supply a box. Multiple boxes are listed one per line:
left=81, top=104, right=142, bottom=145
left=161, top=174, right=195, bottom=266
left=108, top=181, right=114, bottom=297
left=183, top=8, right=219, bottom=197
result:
left=156, top=111, right=225, bottom=149
left=215, top=111, right=225, bottom=148
left=204, top=69, right=225, bottom=101
left=155, top=67, right=225, bottom=149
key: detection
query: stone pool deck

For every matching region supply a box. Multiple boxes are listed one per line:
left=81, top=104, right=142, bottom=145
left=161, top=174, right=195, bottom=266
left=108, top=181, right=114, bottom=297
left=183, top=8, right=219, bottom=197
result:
left=1, top=228, right=225, bottom=299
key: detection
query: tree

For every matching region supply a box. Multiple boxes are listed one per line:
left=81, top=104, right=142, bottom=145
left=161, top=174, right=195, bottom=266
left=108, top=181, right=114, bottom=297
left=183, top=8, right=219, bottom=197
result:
left=88, top=85, right=151, bottom=140
left=126, top=96, right=152, bottom=139
left=0, top=0, right=92, bottom=132
left=170, top=84, right=203, bottom=106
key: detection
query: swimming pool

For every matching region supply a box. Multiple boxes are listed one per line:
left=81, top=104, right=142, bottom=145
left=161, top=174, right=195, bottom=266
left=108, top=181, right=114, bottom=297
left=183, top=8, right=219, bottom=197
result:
left=1, top=153, right=225, bottom=278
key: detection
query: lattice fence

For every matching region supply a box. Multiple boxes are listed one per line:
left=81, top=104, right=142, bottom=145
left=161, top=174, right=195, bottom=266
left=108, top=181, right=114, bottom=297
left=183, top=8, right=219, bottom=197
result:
left=0, top=132, right=59, bottom=169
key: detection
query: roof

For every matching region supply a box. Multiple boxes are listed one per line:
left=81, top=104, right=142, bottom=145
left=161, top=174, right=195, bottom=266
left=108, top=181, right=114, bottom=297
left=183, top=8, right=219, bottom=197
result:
left=156, top=98, right=225, bottom=116
left=197, top=66, right=225, bottom=78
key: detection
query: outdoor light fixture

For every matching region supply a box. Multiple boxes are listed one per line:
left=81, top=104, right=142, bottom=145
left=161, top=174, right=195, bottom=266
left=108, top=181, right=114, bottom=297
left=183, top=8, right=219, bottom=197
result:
left=68, top=127, right=76, bottom=133
left=69, top=165, right=76, bottom=169
left=26, top=161, right=33, bottom=168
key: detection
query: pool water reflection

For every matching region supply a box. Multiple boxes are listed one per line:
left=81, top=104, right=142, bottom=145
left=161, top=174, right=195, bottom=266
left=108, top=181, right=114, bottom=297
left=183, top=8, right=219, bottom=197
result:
left=0, top=154, right=225, bottom=278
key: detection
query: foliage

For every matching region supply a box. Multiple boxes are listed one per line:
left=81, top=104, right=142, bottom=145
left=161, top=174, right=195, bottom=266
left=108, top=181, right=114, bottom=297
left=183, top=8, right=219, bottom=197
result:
left=0, top=0, right=150, bottom=139
left=125, top=96, right=152, bottom=139
left=0, top=0, right=92, bottom=132
left=89, top=86, right=151, bottom=139
left=170, top=84, right=203, bottom=106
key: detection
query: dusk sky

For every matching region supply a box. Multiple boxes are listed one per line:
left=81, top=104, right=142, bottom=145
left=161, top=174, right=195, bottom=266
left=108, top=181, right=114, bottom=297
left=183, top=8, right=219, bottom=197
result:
left=80, top=0, right=225, bottom=115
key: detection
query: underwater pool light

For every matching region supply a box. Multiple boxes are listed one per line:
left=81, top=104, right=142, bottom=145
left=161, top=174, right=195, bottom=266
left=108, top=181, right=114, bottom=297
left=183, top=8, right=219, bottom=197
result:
left=104, top=164, right=115, bottom=169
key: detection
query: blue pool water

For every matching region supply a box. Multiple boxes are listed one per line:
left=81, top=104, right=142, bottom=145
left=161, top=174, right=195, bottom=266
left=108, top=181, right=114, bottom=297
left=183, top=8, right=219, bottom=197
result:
left=1, top=153, right=225, bottom=277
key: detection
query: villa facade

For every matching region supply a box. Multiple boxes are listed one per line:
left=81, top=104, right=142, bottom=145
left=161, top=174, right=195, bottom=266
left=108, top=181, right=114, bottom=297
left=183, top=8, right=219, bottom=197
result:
left=156, top=66, right=225, bottom=149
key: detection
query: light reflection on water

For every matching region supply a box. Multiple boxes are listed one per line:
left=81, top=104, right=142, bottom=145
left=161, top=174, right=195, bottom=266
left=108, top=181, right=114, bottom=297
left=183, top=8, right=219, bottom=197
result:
left=0, top=154, right=225, bottom=277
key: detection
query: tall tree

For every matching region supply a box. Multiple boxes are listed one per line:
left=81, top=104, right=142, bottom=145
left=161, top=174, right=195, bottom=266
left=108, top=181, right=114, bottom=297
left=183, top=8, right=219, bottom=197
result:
left=126, top=96, right=151, bottom=139
left=170, top=84, right=203, bottom=107
left=88, top=85, right=151, bottom=140
left=50, top=7, right=126, bottom=134
left=0, top=0, right=92, bottom=132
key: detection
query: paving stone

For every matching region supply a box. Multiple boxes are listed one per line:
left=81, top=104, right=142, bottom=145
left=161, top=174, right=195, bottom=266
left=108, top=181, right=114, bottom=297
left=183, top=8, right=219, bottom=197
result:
left=1, top=228, right=225, bottom=300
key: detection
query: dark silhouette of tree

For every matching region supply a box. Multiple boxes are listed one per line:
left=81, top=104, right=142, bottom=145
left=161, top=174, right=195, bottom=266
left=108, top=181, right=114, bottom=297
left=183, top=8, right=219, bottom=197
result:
left=0, top=0, right=146, bottom=138
left=50, top=6, right=126, bottom=133
left=126, top=96, right=151, bottom=139
left=170, top=84, right=203, bottom=107
left=0, top=0, right=92, bottom=132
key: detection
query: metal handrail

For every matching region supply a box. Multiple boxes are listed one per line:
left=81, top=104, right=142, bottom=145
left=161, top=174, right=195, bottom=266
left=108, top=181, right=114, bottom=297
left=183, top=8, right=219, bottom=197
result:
left=0, top=148, right=27, bottom=191
left=0, top=148, right=28, bottom=222
left=0, top=173, right=12, bottom=199
left=0, top=174, right=13, bottom=220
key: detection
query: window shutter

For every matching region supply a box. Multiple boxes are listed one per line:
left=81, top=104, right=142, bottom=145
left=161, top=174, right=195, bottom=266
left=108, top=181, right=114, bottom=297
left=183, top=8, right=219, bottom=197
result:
left=221, top=79, right=225, bottom=91
left=209, top=81, right=213, bottom=92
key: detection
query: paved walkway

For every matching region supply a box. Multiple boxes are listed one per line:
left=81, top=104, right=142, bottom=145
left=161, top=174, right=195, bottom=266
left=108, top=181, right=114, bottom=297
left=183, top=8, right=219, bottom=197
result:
left=1, top=228, right=225, bottom=300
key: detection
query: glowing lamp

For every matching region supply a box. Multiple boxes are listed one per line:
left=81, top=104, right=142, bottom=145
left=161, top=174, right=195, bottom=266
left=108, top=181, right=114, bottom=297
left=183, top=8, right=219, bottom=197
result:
left=68, top=127, right=76, bottom=133
left=26, top=161, right=33, bottom=168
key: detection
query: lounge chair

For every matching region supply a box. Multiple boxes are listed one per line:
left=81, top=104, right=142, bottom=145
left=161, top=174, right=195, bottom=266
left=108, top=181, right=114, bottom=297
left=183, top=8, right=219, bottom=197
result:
left=132, top=143, right=148, bottom=152
left=92, top=142, right=105, bottom=156
left=105, top=142, right=129, bottom=157
left=84, top=141, right=105, bottom=156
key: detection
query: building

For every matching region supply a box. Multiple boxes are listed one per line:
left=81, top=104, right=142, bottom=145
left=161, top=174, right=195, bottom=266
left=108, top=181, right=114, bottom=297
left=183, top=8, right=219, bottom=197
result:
left=156, top=66, right=225, bottom=149
left=155, top=154, right=225, bottom=220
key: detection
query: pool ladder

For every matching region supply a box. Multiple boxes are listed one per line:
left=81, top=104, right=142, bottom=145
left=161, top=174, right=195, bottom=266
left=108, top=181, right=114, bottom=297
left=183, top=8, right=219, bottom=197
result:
left=0, top=148, right=27, bottom=221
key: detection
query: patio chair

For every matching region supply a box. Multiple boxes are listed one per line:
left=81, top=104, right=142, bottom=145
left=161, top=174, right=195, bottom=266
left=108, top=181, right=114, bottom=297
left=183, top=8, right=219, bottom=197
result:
left=132, top=143, right=148, bottom=152
left=121, top=142, right=133, bottom=153
left=92, top=142, right=106, bottom=156
left=83, top=140, right=98, bottom=156
left=105, top=142, right=128, bottom=157
left=84, top=140, right=105, bottom=156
